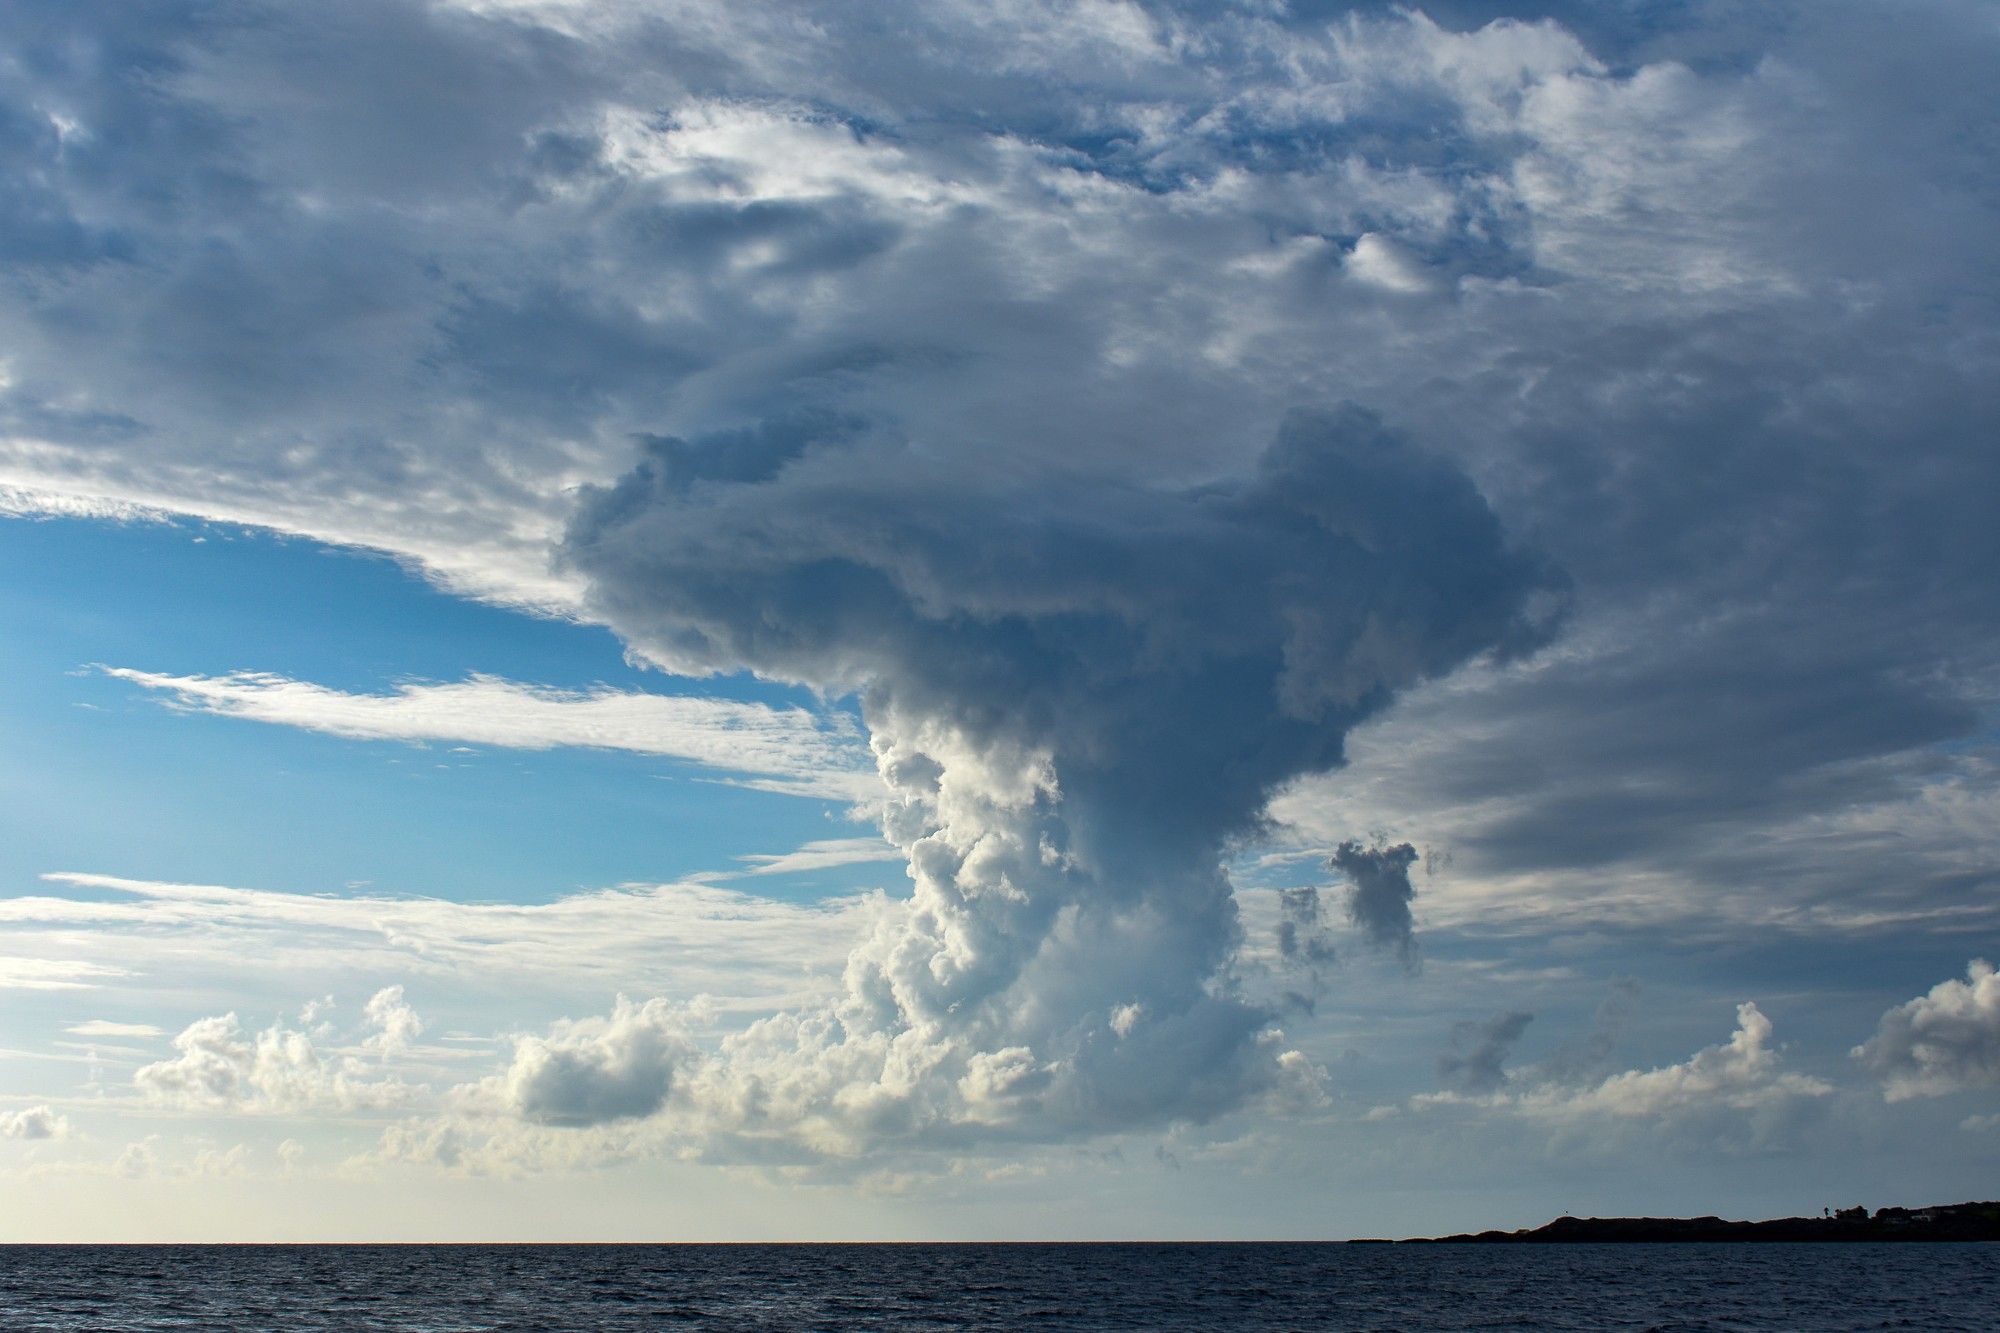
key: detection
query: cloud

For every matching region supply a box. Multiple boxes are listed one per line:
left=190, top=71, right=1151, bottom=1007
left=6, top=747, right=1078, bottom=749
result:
left=11, top=871, right=880, bottom=1017
left=1, top=0, right=1997, bottom=1170
left=1518, top=1003, right=1827, bottom=1121
left=1332, top=841, right=1421, bottom=968
left=734, top=838, right=902, bottom=877
left=115, top=1140, right=158, bottom=1179
left=0, top=958, right=130, bottom=991
left=1344, top=233, right=1438, bottom=294
left=134, top=1016, right=268, bottom=1106
left=1853, top=961, right=2000, bottom=1102
left=1534, top=979, right=1639, bottom=1086
left=1438, top=1011, right=1533, bottom=1093
left=1419, top=1001, right=1829, bottom=1128
left=0, top=484, right=170, bottom=524
left=191, top=1144, right=252, bottom=1178
left=134, top=1010, right=412, bottom=1113
left=362, top=986, right=424, bottom=1058
left=100, top=668, right=875, bottom=799
left=0, top=0, right=1991, bottom=881
left=561, top=403, right=1550, bottom=1147
left=65, top=1021, right=164, bottom=1039
left=0, top=1105, right=70, bottom=1140
left=501, top=997, right=696, bottom=1127
left=1274, top=886, right=1338, bottom=1005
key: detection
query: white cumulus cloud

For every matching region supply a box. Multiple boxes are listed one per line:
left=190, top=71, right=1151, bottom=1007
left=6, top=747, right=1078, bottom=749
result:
left=1417, top=1001, right=1830, bottom=1126
left=1853, top=960, right=2000, bottom=1102
left=134, top=1012, right=412, bottom=1113
left=363, top=986, right=424, bottom=1058
left=1, top=1105, right=71, bottom=1140
left=500, top=997, right=696, bottom=1128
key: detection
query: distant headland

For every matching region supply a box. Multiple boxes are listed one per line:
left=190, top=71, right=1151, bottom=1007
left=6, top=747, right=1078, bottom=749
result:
left=1357, top=1200, right=2000, bottom=1243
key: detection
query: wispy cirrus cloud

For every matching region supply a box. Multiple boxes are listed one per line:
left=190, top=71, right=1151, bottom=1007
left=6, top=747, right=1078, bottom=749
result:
left=0, top=485, right=171, bottom=525
left=10, top=871, right=882, bottom=1019
left=0, top=958, right=131, bottom=991
left=98, top=668, right=876, bottom=800
left=731, top=838, right=901, bottom=878
left=65, top=1021, right=164, bottom=1039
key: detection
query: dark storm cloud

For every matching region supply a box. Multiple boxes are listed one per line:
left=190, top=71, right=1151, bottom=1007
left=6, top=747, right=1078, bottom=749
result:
left=565, top=404, right=1553, bottom=824
left=1332, top=841, right=1421, bottom=968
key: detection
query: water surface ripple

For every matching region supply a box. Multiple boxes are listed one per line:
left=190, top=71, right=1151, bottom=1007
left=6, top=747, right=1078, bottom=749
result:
left=0, top=1241, right=1990, bottom=1331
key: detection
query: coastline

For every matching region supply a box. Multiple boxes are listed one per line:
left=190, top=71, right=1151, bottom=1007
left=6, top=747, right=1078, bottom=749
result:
left=1362, top=1200, right=2000, bottom=1244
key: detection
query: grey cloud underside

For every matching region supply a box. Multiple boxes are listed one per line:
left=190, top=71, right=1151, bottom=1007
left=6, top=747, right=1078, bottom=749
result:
left=1260, top=4, right=2000, bottom=927
left=565, top=406, right=1550, bottom=842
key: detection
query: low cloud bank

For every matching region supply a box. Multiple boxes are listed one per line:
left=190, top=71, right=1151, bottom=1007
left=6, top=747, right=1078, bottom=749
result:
left=1415, top=1000, right=1830, bottom=1127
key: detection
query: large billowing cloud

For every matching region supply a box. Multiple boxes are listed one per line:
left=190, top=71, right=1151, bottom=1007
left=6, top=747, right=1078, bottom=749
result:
left=560, top=405, right=1551, bottom=1144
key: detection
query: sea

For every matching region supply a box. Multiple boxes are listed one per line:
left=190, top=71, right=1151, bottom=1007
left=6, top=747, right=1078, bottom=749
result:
left=0, top=1242, right=1992, bottom=1330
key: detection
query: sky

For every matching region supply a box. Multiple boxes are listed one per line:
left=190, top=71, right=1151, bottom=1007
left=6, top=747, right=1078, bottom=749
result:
left=2, top=0, right=1999, bottom=1241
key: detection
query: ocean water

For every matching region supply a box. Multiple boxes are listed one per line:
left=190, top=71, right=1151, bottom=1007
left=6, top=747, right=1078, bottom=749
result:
left=0, top=1241, right=1992, bottom=1331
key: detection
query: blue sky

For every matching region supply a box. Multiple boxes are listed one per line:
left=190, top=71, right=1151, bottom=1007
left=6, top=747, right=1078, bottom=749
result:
left=3, top=0, right=1999, bottom=1240
left=0, top=515, right=863, bottom=901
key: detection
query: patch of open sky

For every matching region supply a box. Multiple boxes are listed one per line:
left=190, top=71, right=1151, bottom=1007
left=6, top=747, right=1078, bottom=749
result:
left=0, top=515, right=876, bottom=905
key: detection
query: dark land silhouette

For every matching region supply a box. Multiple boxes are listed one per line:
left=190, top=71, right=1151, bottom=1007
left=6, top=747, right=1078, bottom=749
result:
left=1360, top=1200, right=2000, bottom=1243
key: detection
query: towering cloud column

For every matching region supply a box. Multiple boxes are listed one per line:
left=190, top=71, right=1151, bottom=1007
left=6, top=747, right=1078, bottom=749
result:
left=563, top=405, right=1556, bottom=1145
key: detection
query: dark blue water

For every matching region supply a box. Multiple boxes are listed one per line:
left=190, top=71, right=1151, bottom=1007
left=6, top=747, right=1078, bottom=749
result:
left=0, top=1242, right=1991, bottom=1330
